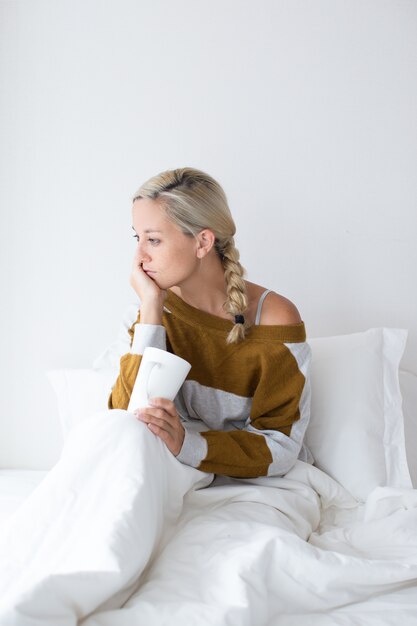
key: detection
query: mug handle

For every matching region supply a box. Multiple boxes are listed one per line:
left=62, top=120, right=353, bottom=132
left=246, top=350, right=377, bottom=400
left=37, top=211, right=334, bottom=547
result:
left=145, top=360, right=161, bottom=404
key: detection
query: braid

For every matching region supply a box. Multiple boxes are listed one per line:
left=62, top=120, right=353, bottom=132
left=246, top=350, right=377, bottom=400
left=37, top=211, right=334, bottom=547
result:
left=219, top=238, right=249, bottom=344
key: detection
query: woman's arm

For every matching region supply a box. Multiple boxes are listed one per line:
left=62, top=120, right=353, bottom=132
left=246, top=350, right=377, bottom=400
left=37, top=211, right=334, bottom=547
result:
left=108, top=248, right=167, bottom=410
left=107, top=317, right=167, bottom=409
left=176, top=340, right=311, bottom=478
left=136, top=335, right=312, bottom=477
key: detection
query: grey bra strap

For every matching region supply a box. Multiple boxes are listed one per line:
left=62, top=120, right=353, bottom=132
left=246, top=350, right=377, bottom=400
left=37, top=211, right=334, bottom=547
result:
left=255, top=289, right=272, bottom=325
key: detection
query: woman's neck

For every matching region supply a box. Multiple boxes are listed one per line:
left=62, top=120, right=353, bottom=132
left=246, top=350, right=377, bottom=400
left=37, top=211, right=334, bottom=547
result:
left=170, top=255, right=232, bottom=318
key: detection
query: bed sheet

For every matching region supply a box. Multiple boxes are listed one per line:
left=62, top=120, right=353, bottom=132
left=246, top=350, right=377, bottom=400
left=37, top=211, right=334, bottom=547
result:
left=0, top=412, right=416, bottom=626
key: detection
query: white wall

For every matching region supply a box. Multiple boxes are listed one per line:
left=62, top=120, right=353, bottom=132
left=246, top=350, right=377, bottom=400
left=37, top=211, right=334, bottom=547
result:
left=1, top=0, right=416, bottom=469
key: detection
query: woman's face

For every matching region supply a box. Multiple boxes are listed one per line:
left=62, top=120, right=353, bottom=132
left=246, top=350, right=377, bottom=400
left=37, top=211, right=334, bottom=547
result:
left=131, top=197, right=200, bottom=290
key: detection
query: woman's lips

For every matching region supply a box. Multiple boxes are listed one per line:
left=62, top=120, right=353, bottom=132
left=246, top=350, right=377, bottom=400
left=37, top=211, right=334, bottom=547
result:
left=143, top=269, right=156, bottom=275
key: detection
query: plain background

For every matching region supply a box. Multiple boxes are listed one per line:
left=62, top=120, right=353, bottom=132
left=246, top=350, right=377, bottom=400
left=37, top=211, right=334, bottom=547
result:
left=1, top=0, right=416, bottom=469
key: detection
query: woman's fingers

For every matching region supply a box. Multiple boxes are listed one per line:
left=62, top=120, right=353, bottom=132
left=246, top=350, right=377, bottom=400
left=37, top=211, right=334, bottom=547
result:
left=137, top=408, right=170, bottom=429
left=133, top=399, right=185, bottom=455
left=149, top=398, right=177, bottom=416
left=135, top=407, right=175, bottom=431
left=130, top=250, right=167, bottom=311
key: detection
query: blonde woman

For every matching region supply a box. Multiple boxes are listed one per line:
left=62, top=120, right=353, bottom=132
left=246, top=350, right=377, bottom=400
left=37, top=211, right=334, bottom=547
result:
left=109, top=167, right=313, bottom=478
left=0, top=168, right=314, bottom=623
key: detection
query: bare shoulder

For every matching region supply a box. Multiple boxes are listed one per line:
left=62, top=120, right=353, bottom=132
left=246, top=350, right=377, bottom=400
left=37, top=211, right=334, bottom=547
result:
left=261, top=292, right=302, bottom=325
left=245, top=282, right=302, bottom=326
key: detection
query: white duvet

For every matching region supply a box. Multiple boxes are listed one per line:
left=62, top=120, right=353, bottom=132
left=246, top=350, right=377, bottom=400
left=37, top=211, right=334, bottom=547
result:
left=0, top=409, right=416, bottom=626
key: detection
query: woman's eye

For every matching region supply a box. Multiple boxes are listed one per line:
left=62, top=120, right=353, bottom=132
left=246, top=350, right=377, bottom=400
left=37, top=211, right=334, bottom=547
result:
left=132, top=234, right=159, bottom=245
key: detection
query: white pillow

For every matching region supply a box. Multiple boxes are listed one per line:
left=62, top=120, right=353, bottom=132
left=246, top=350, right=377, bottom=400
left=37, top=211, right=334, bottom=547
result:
left=306, top=328, right=412, bottom=501
left=92, top=299, right=140, bottom=371
left=47, top=299, right=140, bottom=438
left=399, top=369, right=417, bottom=489
left=46, top=368, right=118, bottom=438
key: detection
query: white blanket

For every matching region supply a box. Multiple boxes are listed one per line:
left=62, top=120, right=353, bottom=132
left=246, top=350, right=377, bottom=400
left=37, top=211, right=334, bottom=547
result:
left=0, top=410, right=416, bottom=626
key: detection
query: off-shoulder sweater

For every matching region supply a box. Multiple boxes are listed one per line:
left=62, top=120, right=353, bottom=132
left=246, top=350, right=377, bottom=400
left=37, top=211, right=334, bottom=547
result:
left=108, top=289, right=313, bottom=478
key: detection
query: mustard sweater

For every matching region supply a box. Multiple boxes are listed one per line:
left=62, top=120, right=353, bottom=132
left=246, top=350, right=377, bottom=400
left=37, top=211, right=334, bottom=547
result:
left=108, top=290, right=313, bottom=478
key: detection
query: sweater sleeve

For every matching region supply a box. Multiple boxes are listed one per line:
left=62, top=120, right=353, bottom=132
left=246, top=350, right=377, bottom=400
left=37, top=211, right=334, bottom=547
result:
left=107, top=312, right=167, bottom=410
left=176, top=340, right=312, bottom=478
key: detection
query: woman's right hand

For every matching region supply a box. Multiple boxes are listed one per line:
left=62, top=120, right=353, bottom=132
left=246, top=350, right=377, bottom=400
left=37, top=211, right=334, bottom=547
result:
left=130, top=247, right=166, bottom=324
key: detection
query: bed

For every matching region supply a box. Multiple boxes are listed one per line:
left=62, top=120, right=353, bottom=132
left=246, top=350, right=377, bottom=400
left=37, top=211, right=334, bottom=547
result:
left=0, top=302, right=416, bottom=625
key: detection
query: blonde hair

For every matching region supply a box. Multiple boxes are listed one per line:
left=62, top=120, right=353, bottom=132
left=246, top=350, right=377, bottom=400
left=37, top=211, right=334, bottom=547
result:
left=132, top=167, right=248, bottom=344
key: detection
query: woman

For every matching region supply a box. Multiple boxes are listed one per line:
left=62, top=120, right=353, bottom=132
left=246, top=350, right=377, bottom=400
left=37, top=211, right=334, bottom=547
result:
left=109, top=166, right=313, bottom=478
left=0, top=168, right=313, bottom=624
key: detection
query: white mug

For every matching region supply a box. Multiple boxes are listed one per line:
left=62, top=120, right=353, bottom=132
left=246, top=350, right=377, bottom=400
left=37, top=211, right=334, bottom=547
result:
left=127, top=347, right=191, bottom=411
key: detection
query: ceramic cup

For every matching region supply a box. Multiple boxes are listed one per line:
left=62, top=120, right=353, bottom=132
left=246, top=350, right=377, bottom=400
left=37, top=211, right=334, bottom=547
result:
left=127, top=347, right=191, bottom=411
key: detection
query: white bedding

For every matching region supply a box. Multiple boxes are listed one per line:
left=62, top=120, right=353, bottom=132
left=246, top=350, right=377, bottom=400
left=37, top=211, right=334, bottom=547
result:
left=0, top=470, right=47, bottom=525
left=0, top=409, right=416, bottom=626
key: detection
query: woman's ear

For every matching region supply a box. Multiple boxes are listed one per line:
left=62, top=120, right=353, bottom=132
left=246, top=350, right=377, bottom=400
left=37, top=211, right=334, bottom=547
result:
left=196, top=229, right=216, bottom=259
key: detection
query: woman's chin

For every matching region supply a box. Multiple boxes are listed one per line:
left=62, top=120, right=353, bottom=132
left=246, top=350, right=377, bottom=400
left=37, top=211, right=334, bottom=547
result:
left=153, top=277, right=184, bottom=291
left=150, top=277, right=171, bottom=290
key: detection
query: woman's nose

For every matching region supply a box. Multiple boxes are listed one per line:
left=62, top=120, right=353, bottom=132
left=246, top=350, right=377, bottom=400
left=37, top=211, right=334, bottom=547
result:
left=137, top=243, right=151, bottom=263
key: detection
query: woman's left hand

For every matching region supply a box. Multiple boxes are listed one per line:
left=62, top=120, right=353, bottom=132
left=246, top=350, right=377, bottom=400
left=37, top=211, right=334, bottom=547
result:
left=134, top=398, right=185, bottom=456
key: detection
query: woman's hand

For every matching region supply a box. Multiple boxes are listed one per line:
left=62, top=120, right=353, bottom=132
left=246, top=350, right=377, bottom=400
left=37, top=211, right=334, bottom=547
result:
left=133, top=398, right=185, bottom=456
left=130, top=247, right=166, bottom=324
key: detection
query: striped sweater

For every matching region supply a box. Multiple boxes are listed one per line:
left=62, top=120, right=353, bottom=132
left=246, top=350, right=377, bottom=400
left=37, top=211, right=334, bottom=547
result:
left=108, top=289, right=313, bottom=478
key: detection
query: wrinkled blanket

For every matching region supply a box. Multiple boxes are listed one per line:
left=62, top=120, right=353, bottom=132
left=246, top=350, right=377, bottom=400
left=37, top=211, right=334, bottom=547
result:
left=0, top=410, right=416, bottom=626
